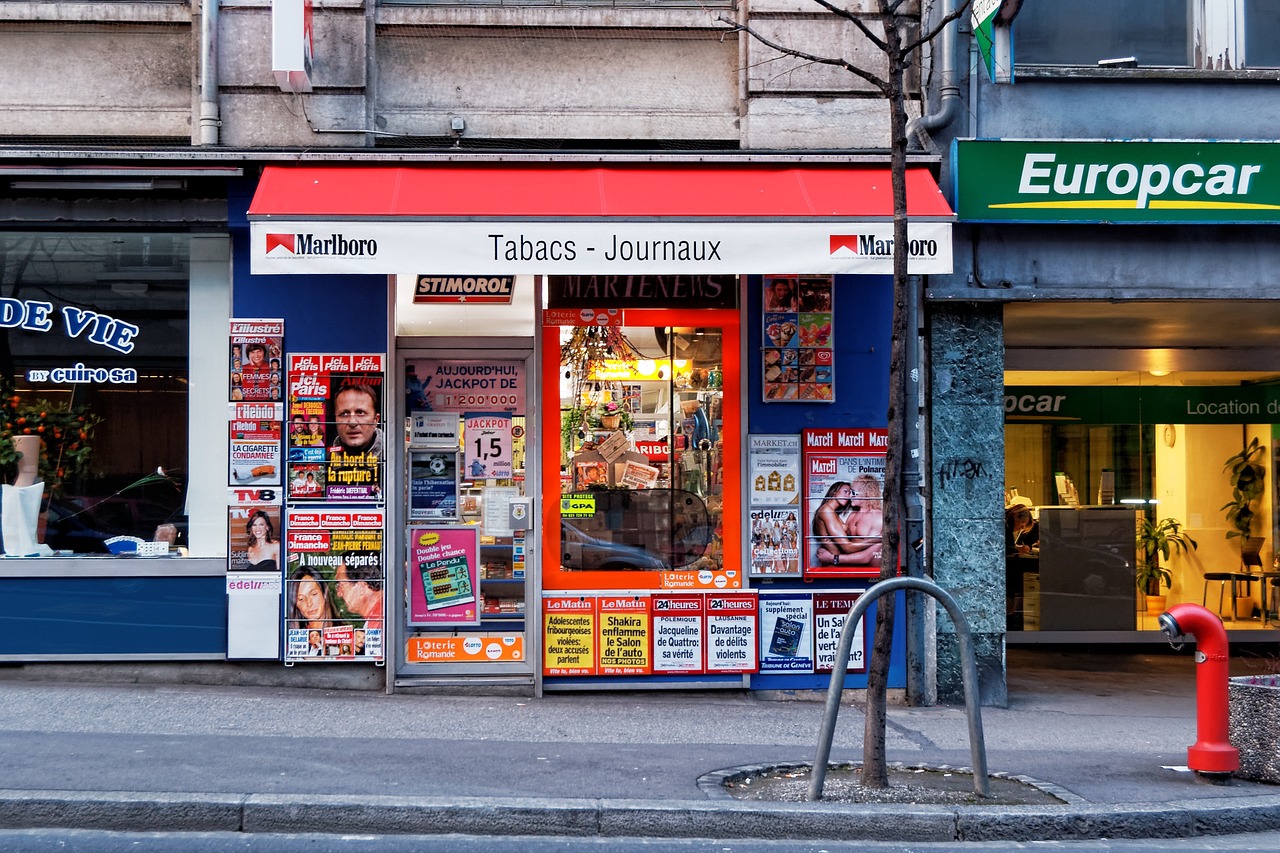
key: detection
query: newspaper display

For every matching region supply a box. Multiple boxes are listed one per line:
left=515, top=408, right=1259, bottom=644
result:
left=286, top=354, right=386, bottom=504
left=761, top=276, right=834, bottom=402
left=230, top=319, right=284, bottom=402
left=802, top=428, right=888, bottom=579
left=284, top=507, right=385, bottom=662
left=758, top=591, right=815, bottom=674
left=229, top=402, right=283, bottom=487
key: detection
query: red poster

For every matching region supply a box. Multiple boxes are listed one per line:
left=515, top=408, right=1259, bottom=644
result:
left=802, top=428, right=887, bottom=578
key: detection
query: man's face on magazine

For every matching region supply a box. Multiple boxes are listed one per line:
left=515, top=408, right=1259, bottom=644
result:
left=335, top=388, right=377, bottom=449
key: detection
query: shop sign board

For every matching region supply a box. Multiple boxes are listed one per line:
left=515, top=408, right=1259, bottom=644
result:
left=598, top=594, right=651, bottom=676
left=1005, top=385, right=1280, bottom=425
left=547, top=276, right=738, bottom=310
left=413, top=275, right=516, bottom=304
left=759, top=592, right=814, bottom=674
left=543, top=595, right=597, bottom=675
left=802, top=428, right=887, bottom=578
left=651, top=593, right=705, bottom=673
left=406, top=526, right=480, bottom=626
left=956, top=140, right=1280, bottom=223
left=813, top=593, right=866, bottom=674
left=252, top=220, right=953, bottom=275
left=406, top=634, right=524, bottom=664
left=705, top=593, right=758, bottom=673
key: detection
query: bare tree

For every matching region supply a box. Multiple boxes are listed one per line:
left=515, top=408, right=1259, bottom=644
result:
left=718, top=0, right=969, bottom=789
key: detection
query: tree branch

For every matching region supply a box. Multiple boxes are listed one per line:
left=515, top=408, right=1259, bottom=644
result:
left=718, top=15, right=890, bottom=93
left=902, top=0, right=972, bottom=57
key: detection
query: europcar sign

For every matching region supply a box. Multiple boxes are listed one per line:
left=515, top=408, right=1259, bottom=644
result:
left=955, top=140, right=1280, bottom=223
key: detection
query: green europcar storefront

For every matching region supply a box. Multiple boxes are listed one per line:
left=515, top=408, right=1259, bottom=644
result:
left=951, top=139, right=1280, bottom=640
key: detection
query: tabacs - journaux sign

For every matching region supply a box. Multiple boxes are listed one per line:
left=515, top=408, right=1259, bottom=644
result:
left=955, top=140, right=1280, bottom=224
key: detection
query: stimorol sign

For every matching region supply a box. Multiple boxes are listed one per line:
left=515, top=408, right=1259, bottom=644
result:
left=955, top=140, right=1280, bottom=223
left=251, top=222, right=952, bottom=275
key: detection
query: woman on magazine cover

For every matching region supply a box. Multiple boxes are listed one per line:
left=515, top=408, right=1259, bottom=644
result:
left=289, top=566, right=338, bottom=630
left=244, top=510, right=280, bottom=572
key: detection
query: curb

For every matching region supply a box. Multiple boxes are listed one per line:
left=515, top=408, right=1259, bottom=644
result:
left=3, top=788, right=1280, bottom=841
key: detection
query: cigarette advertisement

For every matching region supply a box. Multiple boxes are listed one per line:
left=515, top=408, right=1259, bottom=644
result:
left=802, top=428, right=887, bottom=578
left=406, top=525, right=480, bottom=627
left=761, top=276, right=834, bottom=402
left=284, top=507, right=385, bottom=662
left=286, top=353, right=386, bottom=504
left=758, top=592, right=814, bottom=673
left=230, top=319, right=284, bottom=403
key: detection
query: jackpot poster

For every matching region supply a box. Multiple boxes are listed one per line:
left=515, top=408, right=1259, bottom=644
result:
left=286, top=353, right=386, bottom=504
left=802, top=428, right=887, bottom=578
left=406, top=525, right=480, bottom=626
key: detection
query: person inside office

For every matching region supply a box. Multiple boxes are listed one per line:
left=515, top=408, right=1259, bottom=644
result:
left=1005, top=496, right=1039, bottom=556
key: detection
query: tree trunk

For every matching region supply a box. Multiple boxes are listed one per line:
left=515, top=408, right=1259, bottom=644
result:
left=861, top=0, right=911, bottom=790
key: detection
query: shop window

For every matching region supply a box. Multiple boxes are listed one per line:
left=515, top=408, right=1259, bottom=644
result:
left=0, top=233, right=192, bottom=555
left=548, top=314, right=739, bottom=587
left=1016, top=0, right=1280, bottom=70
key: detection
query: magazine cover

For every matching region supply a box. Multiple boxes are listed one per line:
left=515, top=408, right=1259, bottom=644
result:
left=284, top=507, right=385, bottom=662
left=229, top=402, right=283, bottom=487
left=802, top=428, right=887, bottom=578
left=286, top=354, right=386, bottom=503
left=228, top=498, right=282, bottom=573
left=229, top=319, right=284, bottom=403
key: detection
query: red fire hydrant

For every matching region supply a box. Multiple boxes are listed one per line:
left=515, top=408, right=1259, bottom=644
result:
left=1158, top=603, right=1239, bottom=778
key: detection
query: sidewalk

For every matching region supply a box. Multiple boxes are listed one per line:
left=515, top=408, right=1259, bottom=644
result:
left=1, top=647, right=1279, bottom=842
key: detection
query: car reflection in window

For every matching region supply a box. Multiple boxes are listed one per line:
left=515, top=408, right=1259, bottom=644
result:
left=560, top=488, right=714, bottom=571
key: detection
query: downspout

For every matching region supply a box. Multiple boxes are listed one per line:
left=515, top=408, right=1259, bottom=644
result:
left=904, top=0, right=962, bottom=706
left=199, top=0, right=221, bottom=146
left=906, top=0, right=961, bottom=150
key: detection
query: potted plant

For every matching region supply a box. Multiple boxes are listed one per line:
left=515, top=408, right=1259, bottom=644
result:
left=591, top=401, right=633, bottom=433
left=1222, top=437, right=1267, bottom=549
left=1136, top=516, right=1197, bottom=615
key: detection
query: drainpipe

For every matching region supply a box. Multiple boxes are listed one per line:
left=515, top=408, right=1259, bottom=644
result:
left=199, top=0, right=221, bottom=146
left=906, top=0, right=961, bottom=149
left=903, top=0, right=961, bottom=706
